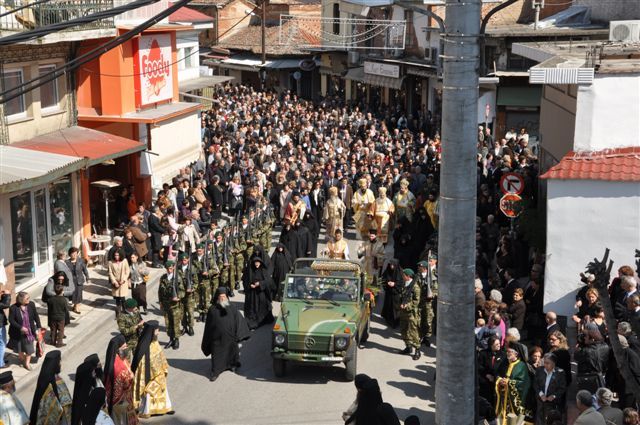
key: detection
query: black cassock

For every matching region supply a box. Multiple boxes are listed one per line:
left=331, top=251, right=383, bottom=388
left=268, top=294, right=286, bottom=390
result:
left=295, top=224, right=313, bottom=258
left=242, top=261, right=275, bottom=330
left=302, top=214, right=319, bottom=257
left=279, top=225, right=300, bottom=259
left=270, top=243, right=293, bottom=297
left=201, top=303, right=251, bottom=377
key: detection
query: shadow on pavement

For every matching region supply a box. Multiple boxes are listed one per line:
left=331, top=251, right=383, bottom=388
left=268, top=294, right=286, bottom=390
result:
left=387, top=380, right=430, bottom=401
left=166, top=357, right=210, bottom=378
left=395, top=406, right=434, bottom=424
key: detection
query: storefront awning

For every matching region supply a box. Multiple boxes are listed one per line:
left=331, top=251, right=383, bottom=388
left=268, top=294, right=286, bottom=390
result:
left=364, top=73, right=405, bottom=90
left=407, top=66, right=437, bottom=79
left=344, top=67, right=366, bottom=83
left=0, top=145, right=85, bottom=194
left=497, top=86, right=542, bottom=107
left=12, top=126, right=146, bottom=167
left=78, top=102, right=201, bottom=125
left=179, top=76, right=234, bottom=92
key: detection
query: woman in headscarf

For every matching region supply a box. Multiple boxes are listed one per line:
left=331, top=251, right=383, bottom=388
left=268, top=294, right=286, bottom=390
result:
left=270, top=243, right=293, bottom=301
left=104, top=334, right=138, bottom=425
left=242, top=257, right=275, bottom=330
left=495, top=341, right=531, bottom=424
left=30, top=350, right=72, bottom=425
left=343, top=374, right=384, bottom=424
left=82, top=388, right=114, bottom=425
left=131, top=321, right=173, bottom=418
left=302, top=211, right=320, bottom=257
left=380, top=259, right=403, bottom=328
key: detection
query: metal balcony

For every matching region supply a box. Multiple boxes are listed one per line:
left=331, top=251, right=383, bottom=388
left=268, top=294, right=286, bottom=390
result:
left=0, top=0, right=115, bottom=32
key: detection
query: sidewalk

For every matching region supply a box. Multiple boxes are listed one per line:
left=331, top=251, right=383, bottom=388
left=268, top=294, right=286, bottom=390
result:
left=6, top=264, right=164, bottom=387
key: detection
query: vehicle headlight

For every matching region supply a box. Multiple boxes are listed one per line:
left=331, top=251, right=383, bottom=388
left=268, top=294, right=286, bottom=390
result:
left=274, top=333, right=286, bottom=346
left=335, top=336, right=348, bottom=350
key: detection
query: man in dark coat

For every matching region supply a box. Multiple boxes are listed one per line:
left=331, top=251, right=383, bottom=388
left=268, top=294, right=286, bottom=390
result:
left=242, top=258, right=274, bottom=330
left=279, top=219, right=300, bottom=260
left=201, top=287, right=251, bottom=381
left=148, top=206, right=165, bottom=268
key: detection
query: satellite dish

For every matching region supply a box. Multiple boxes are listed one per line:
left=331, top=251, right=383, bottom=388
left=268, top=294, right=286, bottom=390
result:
left=299, top=58, right=316, bottom=72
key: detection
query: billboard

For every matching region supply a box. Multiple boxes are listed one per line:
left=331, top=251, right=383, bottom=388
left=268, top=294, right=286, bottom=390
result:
left=136, top=33, right=173, bottom=106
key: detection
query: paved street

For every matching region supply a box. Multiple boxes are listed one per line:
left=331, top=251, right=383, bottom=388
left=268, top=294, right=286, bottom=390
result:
left=16, top=229, right=434, bottom=425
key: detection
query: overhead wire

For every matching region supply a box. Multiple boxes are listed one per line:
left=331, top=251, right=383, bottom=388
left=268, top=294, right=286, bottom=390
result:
left=78, top=4, right=258, bottom=78
left=0, top=0, right=53, bottom=20
left=0, top=0, right=161, bottom=46
left=0, top=0, right=194, bottom=104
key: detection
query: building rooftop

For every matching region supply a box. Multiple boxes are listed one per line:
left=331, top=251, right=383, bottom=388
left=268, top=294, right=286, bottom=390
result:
left=218, top=21, right=320, bottom=56
left=541, top=147, right=640, bottom=182
left=169, top=5, right=215, bottom=23
left=514, top=40, right=640, bottom=75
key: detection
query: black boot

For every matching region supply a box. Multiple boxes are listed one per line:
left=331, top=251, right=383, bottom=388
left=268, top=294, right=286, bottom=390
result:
left=412, top=347, right=422, bottom=361
left=173, top=338, right=180, bottom=350
left=188, top=326, right=195, bottom=336
left=164, top=339, right=174, bottom=349
left=422, top=337, right=431, bottom=348
left=200, top=312, right=206, bottom=322
left=398, top=346, right=412, bottom=355
left=229, top=289, right=235, bottom=297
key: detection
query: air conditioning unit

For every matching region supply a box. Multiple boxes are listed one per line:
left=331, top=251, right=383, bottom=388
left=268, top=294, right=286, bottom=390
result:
left=348, top=51, right=360, bottom=64
left=424, top=47, right=438, bottom=63
left=609, top=20, right=640, bottom=42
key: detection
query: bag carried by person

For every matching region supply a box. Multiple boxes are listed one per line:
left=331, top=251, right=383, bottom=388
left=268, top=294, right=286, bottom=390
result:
left=36, top=328, right=46, bottom=358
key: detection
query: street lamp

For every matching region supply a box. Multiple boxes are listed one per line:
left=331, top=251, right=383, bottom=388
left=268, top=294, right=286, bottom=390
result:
left=259, top=67, right=267, bottom=90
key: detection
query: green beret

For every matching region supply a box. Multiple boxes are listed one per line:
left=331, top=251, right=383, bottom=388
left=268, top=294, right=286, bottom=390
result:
left=178, top=252, right=189, bottom=260
left=417, top=261, right=429, bottom=268
left=165, top=260, right=176, bottom=268
left=125, top=298, right=138, bottom=309
left=428, top=253, right=438, bottom=261
left=196, top=243, right=205, bottom=249
left=402, top=268, right=415, bottom=277
left=206, top=239, right=214, bottom=245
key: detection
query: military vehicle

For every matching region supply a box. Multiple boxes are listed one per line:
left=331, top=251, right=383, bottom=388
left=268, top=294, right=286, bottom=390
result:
left=271, top=258, right=372, bottom=381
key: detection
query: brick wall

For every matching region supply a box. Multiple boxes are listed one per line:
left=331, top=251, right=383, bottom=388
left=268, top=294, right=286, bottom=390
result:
left=218, top=0, right=256, bottom=41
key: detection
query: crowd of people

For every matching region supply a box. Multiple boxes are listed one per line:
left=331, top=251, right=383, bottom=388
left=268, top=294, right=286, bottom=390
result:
left=1, top=81, right=639, bottom=424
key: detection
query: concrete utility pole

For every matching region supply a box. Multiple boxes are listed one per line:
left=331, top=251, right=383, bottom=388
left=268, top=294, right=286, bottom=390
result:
left=261, top=0, right=268, bottom=65
left=435, top=0, right=480, bottom=424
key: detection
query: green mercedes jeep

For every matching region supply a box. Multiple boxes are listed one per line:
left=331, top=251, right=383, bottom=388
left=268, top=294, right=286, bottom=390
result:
left=271, top=258, right=372, bottom=381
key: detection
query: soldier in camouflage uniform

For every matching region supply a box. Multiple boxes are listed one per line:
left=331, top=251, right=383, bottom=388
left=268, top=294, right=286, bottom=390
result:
left=191, top=243, right=211, bottom=322
left=218, top=228, right=234, bottom=296
left=233, top=221, right=247, bottom=290
left=117, top=298, right=144, bottom=360
left=398, top=268, right=422, bottom=360
left=211, top=234, right=224, bottom=296
left=177, top=252, right=198, bottom=336
left=158, top=260, right=184, bottom=349
left=205, top=239, right=220, bottom=307
left=417, top=255, right=438, bottom=347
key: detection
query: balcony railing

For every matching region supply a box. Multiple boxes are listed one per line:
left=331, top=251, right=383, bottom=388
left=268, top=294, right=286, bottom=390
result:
left=0, top=0, right=115, bottom=32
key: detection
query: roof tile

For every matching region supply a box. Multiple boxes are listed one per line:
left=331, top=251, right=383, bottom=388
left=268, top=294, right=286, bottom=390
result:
left=541, top=147, right=640, bottom=182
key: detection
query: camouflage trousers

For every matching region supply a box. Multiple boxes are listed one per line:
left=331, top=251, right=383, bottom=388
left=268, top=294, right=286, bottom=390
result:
left=234, top=253, right=244, bottom=287
left=197, top=279, right=212, bottom=314
left=181, top=291, right=196, bottom=328
left=420, top=297, right=437, bottom=338
left=163, top=302, right=183, bottom=339
left=209, top=274, right=220, bottom=298
left=221, top=265, right=232, bottom=291
left=400, top=310, right=421, bottom=348
left=260, top=230, right=270, bottom=251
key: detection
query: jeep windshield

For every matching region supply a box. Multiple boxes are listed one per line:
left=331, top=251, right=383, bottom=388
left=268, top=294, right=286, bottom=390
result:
left=285, top=276, right=359, bottom=302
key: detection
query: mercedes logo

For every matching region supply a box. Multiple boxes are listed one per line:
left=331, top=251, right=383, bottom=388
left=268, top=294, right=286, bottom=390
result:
left=304, top=337, right=316, bottom=348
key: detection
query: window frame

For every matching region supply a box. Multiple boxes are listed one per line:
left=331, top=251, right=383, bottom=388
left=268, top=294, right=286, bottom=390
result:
left=3, top=68, right=27, bottom=120
left=38, top=64, right=60, bottom=113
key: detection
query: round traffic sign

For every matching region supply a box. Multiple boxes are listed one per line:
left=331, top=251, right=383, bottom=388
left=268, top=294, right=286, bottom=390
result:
left=500, top=193, right=523, bottom=218
left=500, top=172, right=525, bottom=195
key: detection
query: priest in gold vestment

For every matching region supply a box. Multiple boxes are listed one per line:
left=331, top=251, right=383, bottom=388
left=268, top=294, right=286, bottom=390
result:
left=131, top=321, right=173, bottom=418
